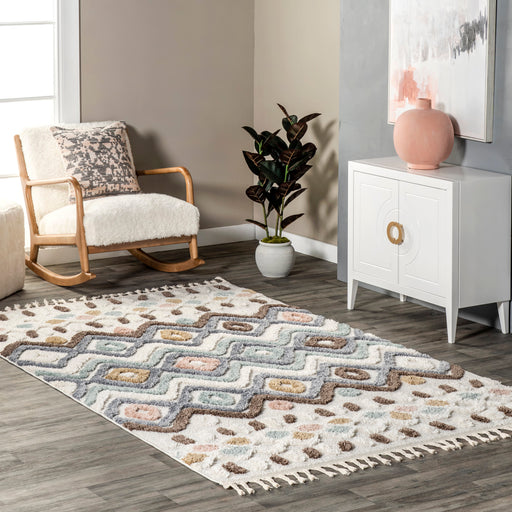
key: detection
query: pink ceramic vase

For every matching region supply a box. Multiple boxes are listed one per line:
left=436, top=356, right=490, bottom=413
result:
left=393, top=98, right=454, bottom=170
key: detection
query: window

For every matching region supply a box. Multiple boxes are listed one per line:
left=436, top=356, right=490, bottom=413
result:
left=0, top=0, right=79, bottom=180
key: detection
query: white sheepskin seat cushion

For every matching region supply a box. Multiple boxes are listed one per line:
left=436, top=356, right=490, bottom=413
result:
left=38, top=193, right=199, bottom=247
left=0, top=201, right=25, bottom=299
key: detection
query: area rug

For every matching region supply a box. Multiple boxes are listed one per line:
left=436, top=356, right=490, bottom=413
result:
left=1, top=277, right=512, bottom=496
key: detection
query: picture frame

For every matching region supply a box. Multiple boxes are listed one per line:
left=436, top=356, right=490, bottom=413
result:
left=388, top=0, right=496, bottom=142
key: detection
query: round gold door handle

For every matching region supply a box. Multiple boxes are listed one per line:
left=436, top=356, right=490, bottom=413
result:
left=387, top=221, right=404, bottom=245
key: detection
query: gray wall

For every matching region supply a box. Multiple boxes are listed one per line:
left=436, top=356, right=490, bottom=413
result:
left=338, top=0, right=512, bottom=328
left=81, top=0, right=255, bottom=230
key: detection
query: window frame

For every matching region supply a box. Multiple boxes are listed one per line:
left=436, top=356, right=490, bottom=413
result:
left=0, top=0, right=80, bottom=178
left=56, top=0, right=80, bottom=124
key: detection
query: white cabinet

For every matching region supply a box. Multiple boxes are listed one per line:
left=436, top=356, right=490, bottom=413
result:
left=347, top=157, right=511, bottom=343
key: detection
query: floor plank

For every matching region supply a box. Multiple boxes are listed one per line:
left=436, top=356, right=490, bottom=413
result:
left=1, top=241, right=512, bottom=511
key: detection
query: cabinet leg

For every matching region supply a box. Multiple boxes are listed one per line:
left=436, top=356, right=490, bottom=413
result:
left=497, top=301, right=510, bottom=334
left=400, top=294, right=406, bottom=302
left=347, top=279, right=359, bottom=310
left=446, top=306, right=458, bottom=344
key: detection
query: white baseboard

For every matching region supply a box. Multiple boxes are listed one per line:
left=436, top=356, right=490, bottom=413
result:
left=35, top=223, right=337, bottom=266
left=37, top=224, right=256, bottom=266
left=255, top=227, right=337, bottom=263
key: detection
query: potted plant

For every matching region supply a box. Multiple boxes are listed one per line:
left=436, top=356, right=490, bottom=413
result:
left=242, top=104, right=320, bottom=277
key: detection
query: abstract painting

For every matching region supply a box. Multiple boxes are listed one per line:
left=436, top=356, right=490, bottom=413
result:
left=388, top=0, right=496, bottom=141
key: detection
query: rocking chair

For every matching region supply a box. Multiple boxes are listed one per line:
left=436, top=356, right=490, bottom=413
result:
left=15, top=121, right=204, bottom=286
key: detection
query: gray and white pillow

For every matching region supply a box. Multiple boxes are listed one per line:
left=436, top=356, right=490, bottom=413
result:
left=50, top=121, right=141, bottom=202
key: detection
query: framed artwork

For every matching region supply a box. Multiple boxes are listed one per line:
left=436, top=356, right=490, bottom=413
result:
left=388, top=0, right=496, bottom=142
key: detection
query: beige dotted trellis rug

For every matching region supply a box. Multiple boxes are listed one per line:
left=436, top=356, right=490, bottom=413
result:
left=1, top=277, right=512, bottom=496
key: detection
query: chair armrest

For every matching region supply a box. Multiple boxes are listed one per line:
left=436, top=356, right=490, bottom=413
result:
left=136, top=167, right=195, bottom=204
left=25, top=177, right=86, bottom=243
left=25, top=176, right=83, bottom=203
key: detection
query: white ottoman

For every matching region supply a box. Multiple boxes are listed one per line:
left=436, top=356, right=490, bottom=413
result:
left=0, top=201, right=25, bottom=299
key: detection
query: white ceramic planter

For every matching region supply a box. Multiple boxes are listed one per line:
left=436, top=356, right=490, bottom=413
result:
left=255, top=240, right=295, bottom=278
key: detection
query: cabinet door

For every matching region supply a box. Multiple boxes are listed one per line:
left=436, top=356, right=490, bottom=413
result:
left=353, top=171, right=398, bottom=285
left=399, top=182, right=451, bottom=297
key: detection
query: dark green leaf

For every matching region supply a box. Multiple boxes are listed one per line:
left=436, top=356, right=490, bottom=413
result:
left=261, top=129, right=281, bottom=140
left=245, top=218, right=267, bottom=229
left=289, top=139, right=303, bottom=151
left=259, top=160, right=286, bottom=184
left=245, top=184, right=266, bottom=204
left=265, top=131, right=288, bottom=150
left=289, top=164, right=312, bottom=181
left=242, top=126, right=260, bottom=140
left=260, top=130, right=283, bottom=156
left=277, top=103, right=290, bottom=118
left=289, top=155, right=311, bottom=172
left=298, top=112, right=321, bottom=124
left=281, top=213, right=304, bottom=229
left=243, top=151, right=264, bottom=175
left=279, top=148, right=300, bottom=167
left=282, top=115, right=298, bottom=133
left=287, top=121, right=307, bottom=143
left=300, top=142, right=317, bottom=161
left=278, top=181, right=300, bottom=197
left=262, top=176, right=273, bottom=192
left=260, top=129, right=283, bottom=156
left=267, top=187, right=282, bottom=212
left=284, top=187, right=306, bottom=207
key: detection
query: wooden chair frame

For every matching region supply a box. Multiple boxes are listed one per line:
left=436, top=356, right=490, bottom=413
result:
left=14, top=135, right=205, bottom=286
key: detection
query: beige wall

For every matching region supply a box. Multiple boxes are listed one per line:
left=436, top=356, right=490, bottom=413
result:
left=80, top=0, right=255, bottom=229
left=254, top=0, right=340, bottom=245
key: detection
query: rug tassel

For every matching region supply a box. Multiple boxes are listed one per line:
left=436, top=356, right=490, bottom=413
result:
left=461, top=435, right=479, bottom=446
left=362, top=457, right=378, bottom=468
left=349, top=459, right=368, bottom=470
left=239, top=483, right=254, bottom=495
left=331, top=464, right=352, bottom=476
left=497, top=429, right=511, bottom=439
left=279, top=475, right=297, bottom=485
left=386, top=452, right=403, bottom=462
left=374, top=455, right=392, bottom=465
left=475, top=433, right=492, bottom=443
left=316, top=467, right=337, bottom=477
left=255, top=480, right=271, bottom=491
left=267, top=477, right=281, bottom=488
left=337, top=462, right=358, bottom=473
left=303, top=470, right=318, bottom=481
left=231, top=484, right=245, bottom=496
left=436, top=441, right=454, bottom=451
left=398, top=449, right=416, bottom=459
left=291, top=472, right=308, bottom=484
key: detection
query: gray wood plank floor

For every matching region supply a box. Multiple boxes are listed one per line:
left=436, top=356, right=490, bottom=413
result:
left=1, top=241, right=511, bottom=511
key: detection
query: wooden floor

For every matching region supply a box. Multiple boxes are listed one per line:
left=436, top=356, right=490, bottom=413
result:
left=1, top=241, right=512, bottom=512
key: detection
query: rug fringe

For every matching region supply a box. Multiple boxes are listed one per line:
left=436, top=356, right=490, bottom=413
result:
left=0, top=277, right=230, bottom=312
left=224, top=426, right=512, bottom=495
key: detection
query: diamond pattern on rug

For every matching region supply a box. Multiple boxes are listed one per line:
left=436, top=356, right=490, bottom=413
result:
left=1, top=277, right=512, bottom=496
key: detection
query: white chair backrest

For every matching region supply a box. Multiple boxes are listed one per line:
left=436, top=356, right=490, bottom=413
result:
left=19, top=121, right=117, bottom=223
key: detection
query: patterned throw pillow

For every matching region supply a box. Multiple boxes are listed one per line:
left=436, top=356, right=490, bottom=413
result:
left=50, top=121, right=141, bottom=202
